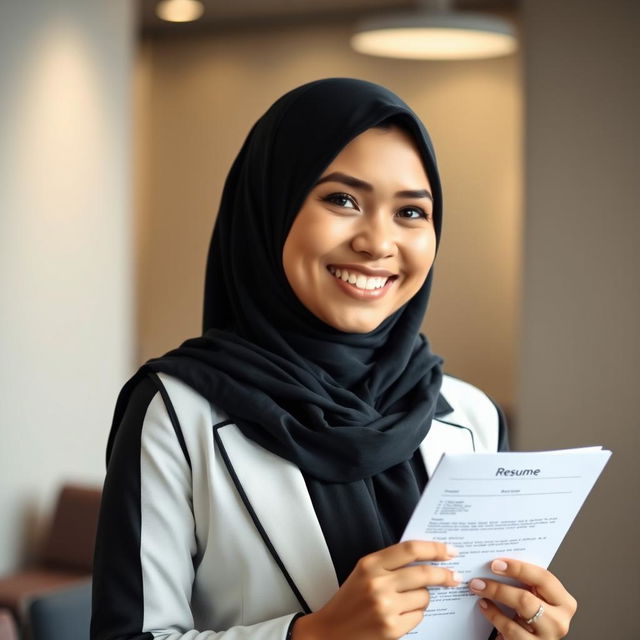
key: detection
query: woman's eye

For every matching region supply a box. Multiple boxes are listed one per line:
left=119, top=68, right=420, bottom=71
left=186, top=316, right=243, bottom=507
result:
left=323, top=193, right=358, bottom=209
left=397, top=207, right=430, bottom=221
left=322, top=194, right=430, bottom=221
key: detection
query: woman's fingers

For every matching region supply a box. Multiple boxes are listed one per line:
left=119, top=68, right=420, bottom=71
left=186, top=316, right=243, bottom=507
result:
left=469, top=577, right=542, bottom=620
left=488, top=559, right=574, bottom=609
left=470, top=578, right=562, bottom=636
left=364, top=539, right=457, bottom=572
left=477, top=599, right=530, bottom=640
left=396, top=586, right=431, bottom=614
left=310, top=541, right=464, bottom=640
left=393, top=563, right=461, bottom=591
left=469, top=559, right=577, bottom=639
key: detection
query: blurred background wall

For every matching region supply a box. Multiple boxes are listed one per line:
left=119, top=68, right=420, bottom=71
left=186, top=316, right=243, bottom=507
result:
left=0, top=0, right=134, bottom=573
left=518, top=0, right=640, bottom=637
left=134, top=5, right=523, bottom=415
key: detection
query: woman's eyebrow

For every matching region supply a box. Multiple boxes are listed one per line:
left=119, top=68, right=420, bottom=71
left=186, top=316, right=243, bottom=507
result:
left=315, top=171, right=433, bottom=201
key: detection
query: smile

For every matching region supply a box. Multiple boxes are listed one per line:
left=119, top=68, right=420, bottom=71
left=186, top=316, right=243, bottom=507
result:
left=327, top=266, right=390, bottom=290
left=327, top=266, right=397, bottom=300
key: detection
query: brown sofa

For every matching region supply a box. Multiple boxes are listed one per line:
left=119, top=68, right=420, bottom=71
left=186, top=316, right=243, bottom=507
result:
left=0, top=608, right=18, bottom=640
left=0, top=485, right=101, bottom=624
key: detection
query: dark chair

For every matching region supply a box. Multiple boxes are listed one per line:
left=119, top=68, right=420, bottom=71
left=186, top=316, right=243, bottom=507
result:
left=27, top=582, right=91, bottom=640
left=0, top=485, right=101, bottom=624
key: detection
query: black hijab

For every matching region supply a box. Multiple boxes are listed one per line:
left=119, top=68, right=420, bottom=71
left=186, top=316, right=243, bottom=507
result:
left=108, top=77, right=447, bottom=485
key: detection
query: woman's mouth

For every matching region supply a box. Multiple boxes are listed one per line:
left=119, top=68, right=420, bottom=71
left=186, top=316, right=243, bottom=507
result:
left=327, top=266, right=397, bottom=299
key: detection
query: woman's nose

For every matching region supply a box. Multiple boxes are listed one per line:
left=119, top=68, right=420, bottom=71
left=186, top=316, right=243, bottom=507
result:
left=350, top=214, right=397, bottom=259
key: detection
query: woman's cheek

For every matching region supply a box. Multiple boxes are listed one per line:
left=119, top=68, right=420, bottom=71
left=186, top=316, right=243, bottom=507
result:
left=407, top=230, right=436, bottom=274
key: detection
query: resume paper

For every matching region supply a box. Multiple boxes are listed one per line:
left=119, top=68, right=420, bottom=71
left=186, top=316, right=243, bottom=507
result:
left=400, top=447, right=611, bottom=640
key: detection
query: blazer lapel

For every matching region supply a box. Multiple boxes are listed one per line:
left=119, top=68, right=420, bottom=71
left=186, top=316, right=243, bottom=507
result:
left=216, top=412, right=475, bottom=612
left=419, top=417, right=476, bottom=476
left=215, top=423, right=339, bottom=613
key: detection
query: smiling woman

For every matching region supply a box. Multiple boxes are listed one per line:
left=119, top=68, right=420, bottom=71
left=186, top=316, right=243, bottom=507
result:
left=282, top=124, right=436, bottom=333
left=90, top=78, right=577, bottom=640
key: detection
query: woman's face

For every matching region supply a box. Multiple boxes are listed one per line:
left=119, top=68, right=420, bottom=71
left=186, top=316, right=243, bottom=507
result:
left=282, top=125, right=436, bottom=333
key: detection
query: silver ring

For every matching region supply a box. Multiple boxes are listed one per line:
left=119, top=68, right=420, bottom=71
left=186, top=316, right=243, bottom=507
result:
left=524, top=603, right=545, bottom=625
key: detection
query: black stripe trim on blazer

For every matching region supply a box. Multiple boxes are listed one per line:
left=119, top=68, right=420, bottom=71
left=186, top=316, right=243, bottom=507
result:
left=148, top=371, right=192, bottom=470
left=440, top=373, right=509, bottom=453
left=487, top=395, right=510, bottom=452
left=213, top=420, right=312, bottom=615
left=433, top=417, right=477, bottom=452
left=91, top=375, right=157, bottom=640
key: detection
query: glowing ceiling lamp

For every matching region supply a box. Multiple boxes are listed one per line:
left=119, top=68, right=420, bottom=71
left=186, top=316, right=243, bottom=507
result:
left=351, top=0, right=517, bottom=60
left=156, top=0, right=205, bottom=23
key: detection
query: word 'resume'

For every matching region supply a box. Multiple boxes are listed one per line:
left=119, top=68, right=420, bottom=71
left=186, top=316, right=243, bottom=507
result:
left=495, top=467, right=541, bottom=477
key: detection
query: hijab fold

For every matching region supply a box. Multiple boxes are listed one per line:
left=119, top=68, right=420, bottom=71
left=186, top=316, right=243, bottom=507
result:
left=107, top=78, right=446, bottom=484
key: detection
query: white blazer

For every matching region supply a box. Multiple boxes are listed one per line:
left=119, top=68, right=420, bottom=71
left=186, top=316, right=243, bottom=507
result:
left=94, top=373, right=501, bottom=640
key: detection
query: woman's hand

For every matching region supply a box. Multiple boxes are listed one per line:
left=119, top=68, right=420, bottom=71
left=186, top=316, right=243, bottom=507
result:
left=292, top=540, right=461, bottom=640
left=468, top=558, right=577, bottom=639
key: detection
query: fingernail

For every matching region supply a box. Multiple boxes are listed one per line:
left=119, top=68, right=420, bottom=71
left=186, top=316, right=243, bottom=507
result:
left=478, top=599, right=488, bottom=610
left=446, top=544, right=459, bottom=557
left=452, top=571, right=463, bottom=583
left=469, top=578, right=486, bottom=592
left=491, top=559, right=508, bottom=573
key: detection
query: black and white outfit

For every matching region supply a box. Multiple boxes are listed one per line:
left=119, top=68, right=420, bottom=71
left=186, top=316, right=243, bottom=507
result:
left=91, top=78, right=509, bottom=640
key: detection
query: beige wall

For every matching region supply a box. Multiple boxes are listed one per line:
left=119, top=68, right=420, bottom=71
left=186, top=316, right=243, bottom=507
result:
left=136, top=17, right=522, bottom=413
left=519, top=0, right=639, bottom=636
left=0, top=0, right=134, bottom=573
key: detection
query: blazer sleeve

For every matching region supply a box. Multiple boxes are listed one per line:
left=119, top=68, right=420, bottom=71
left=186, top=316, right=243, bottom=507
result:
left=90, top=373, right=301, bottom=640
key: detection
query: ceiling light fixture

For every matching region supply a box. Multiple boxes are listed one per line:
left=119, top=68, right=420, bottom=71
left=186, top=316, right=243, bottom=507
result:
left=351, top=0, right=517, bottom=60
left=156, top=0, right=205, bottom=23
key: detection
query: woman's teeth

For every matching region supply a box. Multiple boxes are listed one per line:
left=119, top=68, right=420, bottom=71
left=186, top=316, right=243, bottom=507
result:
left=328, top=266, right=389, bottom=291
